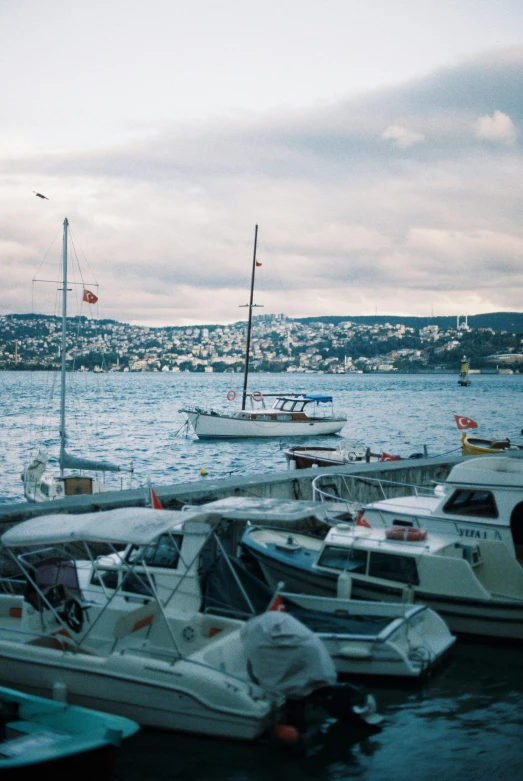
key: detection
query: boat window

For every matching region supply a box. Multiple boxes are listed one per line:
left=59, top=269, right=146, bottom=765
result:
left=274, top=400, right=284, bottom=410
left=443, top=490, right=498, bottom=518
left=317, top=546, right=367, bottom=573
left=127, top=533, right=183, bottom=569
left=276, top=414, right=293, bottom=421
left=369, top=553, right=419, bottom=585
left=91, top=568, right=155, bottom=596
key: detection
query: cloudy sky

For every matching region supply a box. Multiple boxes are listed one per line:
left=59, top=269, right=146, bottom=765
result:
left=1, top=0, right=522, bottom=327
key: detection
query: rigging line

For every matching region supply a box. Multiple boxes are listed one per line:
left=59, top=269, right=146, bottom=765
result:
left=31, top=224, right=62, bottom=284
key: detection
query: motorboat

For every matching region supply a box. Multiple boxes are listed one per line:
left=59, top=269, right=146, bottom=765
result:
left=177, top=496, right=456, bottom=680
left=311, top=454, right=523, bottom=562
left=179, top=226, right=346, bottom=439
left=21, top=218, right=133, bottom=502
left=0, top=506, right=380, bottom=740
left=241, top=521, right=523, bottom=641
left=0, top=684, right=138, bottom=779
left=461, top=432, right=523, bottom=456
left=284, top=440, right=425, bottom=470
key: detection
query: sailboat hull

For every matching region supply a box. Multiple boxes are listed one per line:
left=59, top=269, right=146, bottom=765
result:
left=182, top=409, right=346, bottom=438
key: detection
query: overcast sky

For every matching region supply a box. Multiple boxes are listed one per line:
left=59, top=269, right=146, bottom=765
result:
left=1, top=0, right=522, bottom=326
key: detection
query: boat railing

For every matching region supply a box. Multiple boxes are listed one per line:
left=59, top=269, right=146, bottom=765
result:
left=312, top=473, right=436, bottom=510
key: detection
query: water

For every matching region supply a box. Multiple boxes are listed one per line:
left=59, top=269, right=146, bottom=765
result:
left=1, top=371, right=522, bottom=504
left=1, top=371, right=522, bottom=779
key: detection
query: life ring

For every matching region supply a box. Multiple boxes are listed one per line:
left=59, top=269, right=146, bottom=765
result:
left=251, top=391, right=263, bottom=402
left=63, top=599, right=84, bottom=633
left=227, top=390, right=236, bottom=401
left=385, top=527, right=427, bottom=542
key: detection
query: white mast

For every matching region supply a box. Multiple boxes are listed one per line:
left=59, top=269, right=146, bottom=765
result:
left=59, top=217, right=68, bottom=475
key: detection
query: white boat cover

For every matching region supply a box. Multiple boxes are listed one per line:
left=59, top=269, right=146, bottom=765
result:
left=240, top=611, right=337, bottom=698
left=1, top=507, right=218, bottom=548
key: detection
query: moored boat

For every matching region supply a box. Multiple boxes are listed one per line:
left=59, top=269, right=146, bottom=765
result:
left=311, top=454, right=523, bottom=562
left=241, top=521, right=523, bottom=641
left=0, top=684, right=138, bottom=779
left=179, top=226, right=346, bottom=439
left=0, top=506, right=381, bottom=740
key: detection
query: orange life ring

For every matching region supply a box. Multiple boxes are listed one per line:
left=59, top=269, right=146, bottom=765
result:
left=251, top=390, right=263, bottom=402
left=227, top=390, right=236, bottom=401
left=385, top=527, right=427, bottom=542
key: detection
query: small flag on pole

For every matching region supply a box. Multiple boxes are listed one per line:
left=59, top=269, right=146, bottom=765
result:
left=355, top=512, right=372, bottom=528
left=268, top=593, right=286, bottom=612
left=83, top=289, right=98, bottom=305
left=454, top=415, right=478, bottom=431
left=150, top=486, right=163, bottom=510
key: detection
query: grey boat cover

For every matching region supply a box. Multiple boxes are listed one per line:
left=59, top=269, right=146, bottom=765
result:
left=240, top=611, right=336, bottom=698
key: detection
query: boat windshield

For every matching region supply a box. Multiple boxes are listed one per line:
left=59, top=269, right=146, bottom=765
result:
left=126, top=533, right=184, bottom=569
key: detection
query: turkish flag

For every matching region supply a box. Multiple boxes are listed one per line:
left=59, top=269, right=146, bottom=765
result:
left=355, top=512, right=372, bottom=528
left=150, top=487, right=163, bottom=509
left=454, top=415, right=478, bottom=430
left=83, top=289, right=98, bottom=304
left=268, top=594, right=286, bottom=612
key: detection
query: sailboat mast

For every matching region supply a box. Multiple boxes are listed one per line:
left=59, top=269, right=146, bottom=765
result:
left=59, top=217, right=68, bottom=475
left=241, top=224, right=258, bottom=410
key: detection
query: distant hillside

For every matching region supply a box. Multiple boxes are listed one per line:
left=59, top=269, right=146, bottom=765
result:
left=295, top=312, right=523, bottom=332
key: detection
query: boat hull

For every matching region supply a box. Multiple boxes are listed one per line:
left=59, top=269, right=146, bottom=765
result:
left=183, top=410, right=346, bottom=438
left=0, top=641, right=277, bottom=742
left=242, top=533, right=523, bottom=642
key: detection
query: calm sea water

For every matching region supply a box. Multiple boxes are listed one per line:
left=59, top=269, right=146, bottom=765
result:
left=1, top=370, right=523, bottom=779
left=1, top=370, right=522, bottom=504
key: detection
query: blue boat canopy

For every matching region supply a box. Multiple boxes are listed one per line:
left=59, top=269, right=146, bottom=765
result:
left=303, top=394, right=333, bottom=404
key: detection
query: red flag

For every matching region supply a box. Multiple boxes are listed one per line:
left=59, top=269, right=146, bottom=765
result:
left=150, top=487, right=163, bottom=509
left=83, top=289, right=98, bottom=304
left=454, top=415, right=478, bottom=431
left=380, top=452, right=401, bottom=462
left=268, top=594, right=286, bottom=612
left=256, top=260, right=262, bottom=267
left=355, top=512, right=372, bottom=528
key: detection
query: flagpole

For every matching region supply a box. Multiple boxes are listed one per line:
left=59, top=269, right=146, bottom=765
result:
left=241, top=224, right=258, bottom=411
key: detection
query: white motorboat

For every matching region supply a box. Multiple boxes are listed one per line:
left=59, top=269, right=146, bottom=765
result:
left=179, top=226, right=346, bottom=439
left=311, top=454, right=523, bottom=562
left=241, top=521, right=523, bottom=641
left=0, top=507, right=379, bottom=740
left=175, top=496, right=456, bottom=679
left=21, top=218, right=133, bottom=502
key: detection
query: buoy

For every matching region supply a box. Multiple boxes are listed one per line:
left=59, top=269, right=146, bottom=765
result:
left=200, top=467, right=208, bottom=476
left=273, top=724, right=300, bottom=744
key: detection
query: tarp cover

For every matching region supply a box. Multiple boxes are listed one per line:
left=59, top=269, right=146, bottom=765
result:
left=240, top=611, right=337, bottom=698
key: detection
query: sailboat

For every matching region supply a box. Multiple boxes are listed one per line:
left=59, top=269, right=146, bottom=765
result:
left=22, top=218, right=133, bottom=502
left=179, top=226, right=347, bottom=439
left=457, top=355, right=471, bottom=386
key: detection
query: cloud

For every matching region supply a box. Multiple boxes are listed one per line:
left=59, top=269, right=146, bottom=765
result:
left=475, top=110, right=518, bottom=145
left=1, top=47, right=523, bottom=326
left=382, top=125, right=425, bottom=148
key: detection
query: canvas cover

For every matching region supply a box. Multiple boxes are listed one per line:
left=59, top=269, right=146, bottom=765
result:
left=240, top=611, right=337, bottom=698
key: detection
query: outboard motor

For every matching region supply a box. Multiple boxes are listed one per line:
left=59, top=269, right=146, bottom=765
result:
left=240, top=611, right=383, bottom=731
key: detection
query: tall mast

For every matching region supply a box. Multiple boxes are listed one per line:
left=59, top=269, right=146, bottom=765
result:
left=241, top=224, right=258, bottom=410
left=59, top=217, right=68, bottom=474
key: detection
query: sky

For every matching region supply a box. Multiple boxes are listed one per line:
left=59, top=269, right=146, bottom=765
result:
left=1, top=0, right=522, bottom=327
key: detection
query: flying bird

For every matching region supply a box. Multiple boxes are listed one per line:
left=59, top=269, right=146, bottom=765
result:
left=33, top=191, right=49, bottom=200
